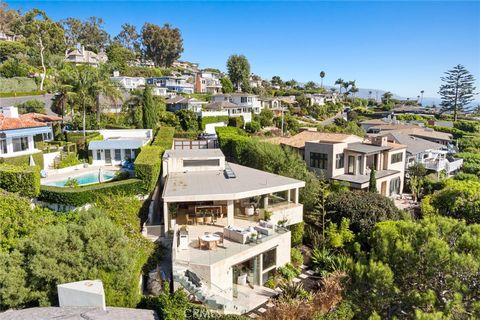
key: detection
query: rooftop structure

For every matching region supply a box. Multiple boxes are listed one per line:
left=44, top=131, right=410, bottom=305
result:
left=65, top=46, right=108, bottom=66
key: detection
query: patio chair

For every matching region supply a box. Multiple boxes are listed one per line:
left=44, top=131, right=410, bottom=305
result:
left=197, top=237, right=205, bottom=250
left=196, top=215, right=205, bottom=225
left=204, top=214, right=212, bottom=225
left=186, top=214, right=194, bottom=225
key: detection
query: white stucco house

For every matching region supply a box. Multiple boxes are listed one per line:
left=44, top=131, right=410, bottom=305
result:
left=211, top=93, right=262, bottom=114
left=165, top=96, right=206, bottom=113
left=0, top=106, right=57, bottom=163
left=88, top=129, right=152, bottom=165
left=146, top=76, right=194, bottom=94
left=195, top=71, right=223, bottom=94
left=110, top=75, right=145, bottom=91
left=160, top=148, right=305, bottom=314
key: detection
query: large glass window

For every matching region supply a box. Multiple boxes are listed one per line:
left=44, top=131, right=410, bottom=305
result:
left=389, top=177, right=401, bottom=195
left=96, top=150, right=101, bottom=160
left=335, top=153, right=344, bottom=169
left=183, top=159, right=220, bottom=167
left=241, top=97, right=248, bottom=103
left=114, top=149, right=121, bottom=161
left=310, top=152, right=328, bottom=169
left=0, top=138, right=7, bottom=154
left=12, top=137, right=29, bottom=152
left=347, top=155, right=355, bottom=174
left=262, top=248, right=277, bottom=270
left=391, top=152, right=403, bottom=164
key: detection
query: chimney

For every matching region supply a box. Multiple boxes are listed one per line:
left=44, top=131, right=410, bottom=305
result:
left=3, top=106, right=19, bottom=118
left=57, top=280, right=106, bottom=311
left=113, top=70, right=120, bottom=77
left=81, top=45, right=85, bottom=55
left=372, top=135, right=388, bottom=147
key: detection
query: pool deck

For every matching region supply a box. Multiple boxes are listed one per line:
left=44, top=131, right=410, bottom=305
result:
left=41, top=165, right=121, bottom=185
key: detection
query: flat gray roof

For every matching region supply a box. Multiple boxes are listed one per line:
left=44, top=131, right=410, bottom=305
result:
left=89, top=139, right=147, bottom=150
left=0, top=307, right=158, bottom=320
left=388, top=132, right=445, bottom=155
left=162, top=162, right=305, bottom=202
left=345, top=142, right=391, bottom=154
left=332, top=170, right=399, bottom=185
left=164, top=148, right=224, bottom=159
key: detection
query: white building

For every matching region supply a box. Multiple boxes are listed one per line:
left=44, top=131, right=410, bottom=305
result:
left=165, top=96, right=206, bottom=113
left=385, top=132, right=463, bottom=175
left=65, top=46, right=108, bottom=67
left=0, top=106, right=57, bottom=162
left=211, top=93, right=262, bottom=114
left=110, top=75, right=145, bottom=91
left=195, top=71, right=223, bottom=94
left=160, top=149, right=305, bottom=314
left=146, top=76, right=194, bottom=94
left=88, top=129, right=152, bottom=165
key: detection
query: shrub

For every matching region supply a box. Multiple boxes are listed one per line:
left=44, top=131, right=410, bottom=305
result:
left=290, top=222, right=305, bottom=247
left=64, top=177, right=79, bottom=188
left=134, top=146, right=163, bottom=192
left=291, top=247, right=304, bottom=267
left=0, top=151, right=44, bottom=168
left=55, top=153, right=82, bottom=169
left=151, top=126, right=175, bottom=149
left=245, top=120, right=261, bottom=133
left=15, top=100, right=46, bottom=114
left=228, top=116, right=244, bottom=128
left=325, top=191, right=401, bottom=241
left=0, top=164, right=40, bottom=197
left=278, top=263, right=301, bottom=282
left=39, top=179, right=143, bottom=206
left=138, top=284, right=189, bottom=320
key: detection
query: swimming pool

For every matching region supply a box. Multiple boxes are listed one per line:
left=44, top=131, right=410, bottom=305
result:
left=44, top=170, right=116, bottom=187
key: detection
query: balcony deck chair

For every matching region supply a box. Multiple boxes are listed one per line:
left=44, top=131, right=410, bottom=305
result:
left=197, top=237, right=205, bottom=250
left=185, top=214, right=194, bottom=225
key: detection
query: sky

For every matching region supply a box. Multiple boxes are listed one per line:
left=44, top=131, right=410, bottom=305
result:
left=7, top=1, right=480, bottom=100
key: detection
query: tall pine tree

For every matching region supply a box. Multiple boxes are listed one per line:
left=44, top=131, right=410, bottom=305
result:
left=369, top=168, right=377, bottom=193
left=142, top=86, right=156, bottom=129
left=438, top=64, right=476, bottom=121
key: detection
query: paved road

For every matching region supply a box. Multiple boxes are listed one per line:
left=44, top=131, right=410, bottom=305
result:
left=319, top=112, right=346, bottom=125
left=0, top=94, right=57, bottom=116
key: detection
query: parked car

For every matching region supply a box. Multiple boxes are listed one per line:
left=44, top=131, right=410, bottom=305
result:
left=198, top=133, right=217, bottom=140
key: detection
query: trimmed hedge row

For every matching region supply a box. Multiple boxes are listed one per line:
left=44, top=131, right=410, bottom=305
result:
left=0, top=164, right=40, bottom=197
left=39, top=178, right=144, bottom=206
left=200, top=116, right=229, bottom=130
left=66, top=131, right=103, bottom=144
left=151, top=126, right=175, bottom=149
left=216, top=126, right=250, bottom=161
left=134, top=146, right=164, bottom=192
left=0, top=151, right=44, bottom=168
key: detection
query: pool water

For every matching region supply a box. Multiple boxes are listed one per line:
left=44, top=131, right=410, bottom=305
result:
left=45, top=171, right=116, bottom=187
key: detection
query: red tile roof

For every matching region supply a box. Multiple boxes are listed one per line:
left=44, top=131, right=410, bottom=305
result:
left=0, top=113, right=48, bottom=131
left=20, top=113, right=62, bottom=123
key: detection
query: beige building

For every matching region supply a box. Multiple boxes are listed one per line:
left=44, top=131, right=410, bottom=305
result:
left=65, top=46, right=108, bottom=66
left=270, top=131, right=407, bottom=196
left=160, top=149, right=305, bottom=314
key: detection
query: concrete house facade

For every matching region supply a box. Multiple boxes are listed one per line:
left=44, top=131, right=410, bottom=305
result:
left=195, top=71, right=223, bottom=94
left=305, top=135, right=406, bottom=196
left=160, top=149, right=305, bottom=314
left=65, top=46, right=108, bottom=66
left=165, top=96, right=205, bottom=113
left=110, top=76, right=145, bottom=90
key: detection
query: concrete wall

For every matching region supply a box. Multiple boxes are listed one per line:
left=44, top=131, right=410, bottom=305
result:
left=269, top=204, right=303, bottom=226
left=43, top=151, right=60, bottom=170
left=96, top=129, right=152, bottom=140
left=163, top=154, right=225, bottom=174
left=205, top=122, right=226, bottom=134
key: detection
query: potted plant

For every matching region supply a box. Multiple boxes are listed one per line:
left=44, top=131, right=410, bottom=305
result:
left=263, top=210, right=272, bottom=221
left=168, top=203, right=178, bottom=229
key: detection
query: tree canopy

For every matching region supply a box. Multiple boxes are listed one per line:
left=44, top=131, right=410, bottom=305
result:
left=226, top=54, right=250, bottom=91
left=142, top=23, right=183, bottom=68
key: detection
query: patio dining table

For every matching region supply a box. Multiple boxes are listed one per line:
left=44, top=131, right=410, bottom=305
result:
left=200, top=233, right=221, bottom=250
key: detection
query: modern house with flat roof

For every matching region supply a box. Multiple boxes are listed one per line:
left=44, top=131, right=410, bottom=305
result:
left=0, top=106, right=56, bottom=162
left=165, top=96, right=206, bottom=113
left=88, top=129, right=152, bottom=165
left=304, top=135, right=406, bottom=196
left=160, top=148, right=305, bottom=314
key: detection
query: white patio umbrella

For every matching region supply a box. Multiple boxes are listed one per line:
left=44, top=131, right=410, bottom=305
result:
left=29, top=155, right=35, bottom=166
left=98, top=167, right=103, bottom=183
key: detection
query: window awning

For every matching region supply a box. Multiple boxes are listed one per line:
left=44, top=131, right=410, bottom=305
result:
left=1, top=126, right=52, bottom=138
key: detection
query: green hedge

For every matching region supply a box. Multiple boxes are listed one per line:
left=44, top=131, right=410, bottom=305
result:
left=134, top=146, right=164, bottom=192
left=200, top=116, right=229, bottom=130
left=66, top=131, right=103, bottom=144
left=174, top=131, right=200, bottom=140
left=0, top=164, right=40, bottom=197
left=151, top=126, right=175, bottom=149
left=0, top=151, right=44, bottom=168
left=216, top=127, right=250, bottom=160
left=39, top=178, right=143, bottom=206
left=0, top=77, right=38, bottom=93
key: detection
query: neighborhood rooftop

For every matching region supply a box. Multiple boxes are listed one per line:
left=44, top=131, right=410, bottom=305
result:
left=386, top=132, right=446, bottom=155
left=269, top=131, right=358, bottom=149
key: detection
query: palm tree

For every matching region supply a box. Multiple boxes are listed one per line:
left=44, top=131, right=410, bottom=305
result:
left=92, top=76, right=122, bottom=122
left=319, top=71, right=326, bottom=89
left=70, top=66, right=96, bottom=137
left=420, top=90, right=425, bottom=105
left=342, top=82, right=350, bottom=100
left=51, top=83, right=74, bottom=120
left=335, top=78, right=344, bottom=94
left=350, top=86, right=359, bottom=99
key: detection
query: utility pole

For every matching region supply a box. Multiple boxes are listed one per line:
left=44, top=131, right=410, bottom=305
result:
left=281, top=106, right=285, bottom=136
